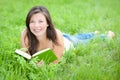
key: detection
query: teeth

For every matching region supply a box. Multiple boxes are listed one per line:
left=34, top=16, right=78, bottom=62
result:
left=34, top=29, right=41, bottom=32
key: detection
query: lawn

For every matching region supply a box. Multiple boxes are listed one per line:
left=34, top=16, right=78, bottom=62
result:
left=0, top=0, right=120, bottom=80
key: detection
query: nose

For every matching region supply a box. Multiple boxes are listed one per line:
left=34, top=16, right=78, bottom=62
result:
left=34, top=22, right=40, bottom=28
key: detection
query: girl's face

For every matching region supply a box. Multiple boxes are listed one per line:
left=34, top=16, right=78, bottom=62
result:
left=29, top=13, right=48, bottom=37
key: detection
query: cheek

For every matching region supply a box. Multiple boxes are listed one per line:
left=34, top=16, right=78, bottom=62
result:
left=29, top=24, right=33, bottom=28
left=29, top=26, right=33, bottom=31
left=42, top=26, right=47, bottom=32
left=41, top=23, right=48, bottom=28
left=29, top=25, right=34, bottom=32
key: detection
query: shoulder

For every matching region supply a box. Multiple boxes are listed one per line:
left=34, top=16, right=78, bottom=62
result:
left=20, top=28, right=29, bottom=48
left=55, top=29, right=64, bottom=42
left=54, top=28, right=64, bottom=47
left=55, top=28, right=63, bottom=37
left=21, top=28, right=28, bottom=41
left=21, top=28, right=27, bottom=35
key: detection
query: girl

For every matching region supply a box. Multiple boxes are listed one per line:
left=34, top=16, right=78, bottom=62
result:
left=20, top=6, right=115, bottom=64
left=20, top=6, right=64, bottom=64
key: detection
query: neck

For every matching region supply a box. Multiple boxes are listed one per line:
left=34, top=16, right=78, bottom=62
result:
left=36, top=36, right=52, bottom=51
left=36, top=35, right=50, bottom=43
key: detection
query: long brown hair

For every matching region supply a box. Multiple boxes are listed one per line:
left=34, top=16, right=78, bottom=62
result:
left=26, top=6, right=58, bottom=55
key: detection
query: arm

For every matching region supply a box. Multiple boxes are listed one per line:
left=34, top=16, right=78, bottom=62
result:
left=52, top=29, right=64, bottom=63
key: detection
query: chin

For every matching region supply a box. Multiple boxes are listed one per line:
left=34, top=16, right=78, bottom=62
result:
left=31, top=30, right=46, bottom=37
left=34, top=33, right=46, bottom=37
left=34, top=33, right=42, bottom=37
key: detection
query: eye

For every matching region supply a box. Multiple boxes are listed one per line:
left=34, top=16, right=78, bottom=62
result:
left=30, top=20, right=34, bottom=23
left=39, top=20, right=43, bottom=23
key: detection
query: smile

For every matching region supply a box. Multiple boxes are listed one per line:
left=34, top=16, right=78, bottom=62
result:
left=34, top=29, right=41, bottom=32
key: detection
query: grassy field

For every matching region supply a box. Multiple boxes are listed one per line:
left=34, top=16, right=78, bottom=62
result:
left=0, top=0, right=120, bottom=80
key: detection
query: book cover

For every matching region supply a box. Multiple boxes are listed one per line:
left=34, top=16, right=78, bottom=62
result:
left=15, top=48, right=57, bottom=63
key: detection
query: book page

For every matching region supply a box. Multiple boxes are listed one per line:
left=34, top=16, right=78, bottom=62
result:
left=15, top=49, right=31, bottom=59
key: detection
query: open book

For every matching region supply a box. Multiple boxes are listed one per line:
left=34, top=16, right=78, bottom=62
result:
left=15, top=48, right=57, bottom=63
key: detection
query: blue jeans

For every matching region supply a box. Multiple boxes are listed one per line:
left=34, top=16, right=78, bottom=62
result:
left=63, top=33, right=107, bottom=46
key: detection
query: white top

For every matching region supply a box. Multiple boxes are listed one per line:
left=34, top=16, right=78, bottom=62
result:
left=63, top=36, right=74, bottom=51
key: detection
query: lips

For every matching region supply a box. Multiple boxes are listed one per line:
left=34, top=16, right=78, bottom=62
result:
left=34, top=29, right=41, bottom=32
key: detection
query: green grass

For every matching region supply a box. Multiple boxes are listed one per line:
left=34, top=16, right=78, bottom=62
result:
left=0, top=0, right=120, bottom=80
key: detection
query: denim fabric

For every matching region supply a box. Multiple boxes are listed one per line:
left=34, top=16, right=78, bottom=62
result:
left=63, top=33, right=95, bottom=46
left=75, top=33, right=94, bottom=39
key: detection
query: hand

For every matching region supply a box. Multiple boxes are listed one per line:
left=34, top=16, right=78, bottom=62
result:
left=37, top=60, right=43, bottom=66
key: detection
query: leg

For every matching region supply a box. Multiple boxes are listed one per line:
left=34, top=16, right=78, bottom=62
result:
left=75, top=32, right=95, bottom=40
